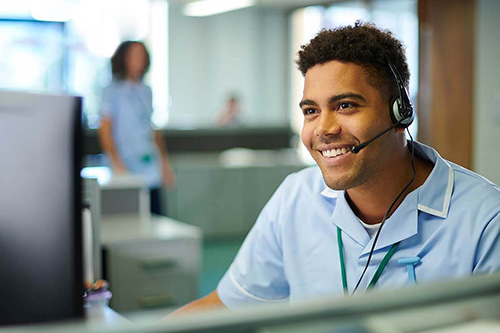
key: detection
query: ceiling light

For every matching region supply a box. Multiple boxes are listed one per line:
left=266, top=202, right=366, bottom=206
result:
left=30, top=0, right=76, bottom=22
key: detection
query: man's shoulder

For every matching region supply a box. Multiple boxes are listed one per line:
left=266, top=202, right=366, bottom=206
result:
left=419, top=140, right=500, bottom=212
left=261, top=166, right=336, bottom=230
left=451, top=162, right=499, bottom=193
left=449, top=162, right=500, bottom=214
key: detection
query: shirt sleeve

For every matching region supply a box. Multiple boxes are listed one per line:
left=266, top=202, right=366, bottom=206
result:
left=473, top=212, right=500, bottom=274
left=216, top=179, right=291, bottom=309
left=99, top=85, right=115, bottom=119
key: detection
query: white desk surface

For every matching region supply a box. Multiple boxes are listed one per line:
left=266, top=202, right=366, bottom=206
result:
left=101, top=214, right=202, bottom=246
left=100, top=173, right=146, bottom=190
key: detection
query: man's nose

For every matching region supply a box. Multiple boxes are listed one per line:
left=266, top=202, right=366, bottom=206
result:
left=315, top=113, right=341, bottom=137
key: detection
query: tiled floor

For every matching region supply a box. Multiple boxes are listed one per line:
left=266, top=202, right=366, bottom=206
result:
left=199, top=237, right=244, bottom=297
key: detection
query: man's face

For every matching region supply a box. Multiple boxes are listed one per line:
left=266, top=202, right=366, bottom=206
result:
left=300, top=60, right=398, bottom=191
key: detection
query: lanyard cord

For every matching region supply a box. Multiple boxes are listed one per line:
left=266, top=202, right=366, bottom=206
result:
left=368, top=241, right=400, bottom=289
left=345, top=129, right=416, bottom=295
left=338, top=226, right=400, bottom=295
left=337, top=227, right=348, bottom=295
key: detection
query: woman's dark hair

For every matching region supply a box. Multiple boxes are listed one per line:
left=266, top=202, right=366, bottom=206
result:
left=296, top=22, right=409, bottom=97
left=111, top=41, right=150, bottom=80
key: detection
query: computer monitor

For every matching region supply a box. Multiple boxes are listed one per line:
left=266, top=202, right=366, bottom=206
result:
left=0, top=90, right=83, bottom=325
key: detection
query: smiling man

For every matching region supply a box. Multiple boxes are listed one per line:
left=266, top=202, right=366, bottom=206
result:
left=172, top=22, right=500, bottom=313
left=299, top=57, right=434, bottom=226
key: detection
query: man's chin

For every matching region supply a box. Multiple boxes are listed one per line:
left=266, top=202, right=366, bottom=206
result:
left=321, top=171, right=361, bottom=191
left=317, top=160, right=367, bottom=191
left=323, top=177, right=350, bottom=191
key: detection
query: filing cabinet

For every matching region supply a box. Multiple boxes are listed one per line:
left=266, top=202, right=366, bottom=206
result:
left=101, top=215, right=202, bottom=313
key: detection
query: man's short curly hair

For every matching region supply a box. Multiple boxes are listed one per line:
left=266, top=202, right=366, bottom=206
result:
left=296, top=22, right=409, bottom=98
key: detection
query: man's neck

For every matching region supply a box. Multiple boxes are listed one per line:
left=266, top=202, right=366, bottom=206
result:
left=346, top=148, right=434, bottom=225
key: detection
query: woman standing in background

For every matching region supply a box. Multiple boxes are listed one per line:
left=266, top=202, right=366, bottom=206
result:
left=98, top=41, right=176, bottom=215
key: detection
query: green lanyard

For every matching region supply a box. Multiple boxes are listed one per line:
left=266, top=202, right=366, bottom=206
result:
left=337, top=226, right=399, bottom=295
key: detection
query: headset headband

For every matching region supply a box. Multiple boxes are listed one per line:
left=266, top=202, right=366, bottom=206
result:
left=387, top=59, right=414, bottom=120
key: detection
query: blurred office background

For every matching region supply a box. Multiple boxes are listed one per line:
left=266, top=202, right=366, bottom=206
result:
left=1, top=0, right=499, bottom=316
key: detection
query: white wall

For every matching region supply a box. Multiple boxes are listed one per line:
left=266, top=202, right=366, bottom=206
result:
left=168, top=5, right=287, bottom=128
left=474, top=0, right=500, bottom=184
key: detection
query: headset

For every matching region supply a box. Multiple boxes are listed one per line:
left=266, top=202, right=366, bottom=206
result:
left=350, top=58, right=415, bottom=154
left=387, top=59, right=414, bottom=128
left=352, top=19, right=414, bottom=128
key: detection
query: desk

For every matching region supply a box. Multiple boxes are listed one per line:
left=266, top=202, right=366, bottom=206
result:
left=101, top=215, right=202, bottom=313
left=3, top=274, right=500, bottom=332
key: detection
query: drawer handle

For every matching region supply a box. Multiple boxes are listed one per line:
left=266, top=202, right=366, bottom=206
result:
left=138, top=257, right=177, bottom=269
left=139, top=295, right=177, bottom=308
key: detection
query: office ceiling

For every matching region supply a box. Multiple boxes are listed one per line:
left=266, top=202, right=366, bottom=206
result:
left=171, top=0, right=337, bottom=10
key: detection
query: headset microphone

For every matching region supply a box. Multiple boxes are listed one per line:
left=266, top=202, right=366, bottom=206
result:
left=350, top=117, right=404, bottom=154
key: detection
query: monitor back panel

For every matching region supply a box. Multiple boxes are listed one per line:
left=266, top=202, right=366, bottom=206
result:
left=0, top=91, right=83, bottom=325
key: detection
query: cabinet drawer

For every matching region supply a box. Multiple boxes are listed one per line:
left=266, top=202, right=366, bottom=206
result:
left=109, top=273, right=196, bottom=312
left=107, top=239, right=200, bottom=282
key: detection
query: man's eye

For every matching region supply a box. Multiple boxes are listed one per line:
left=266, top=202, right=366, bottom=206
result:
left=339, top=102, right=352, bottom=110
left=303, top=108, right=317, bottom=115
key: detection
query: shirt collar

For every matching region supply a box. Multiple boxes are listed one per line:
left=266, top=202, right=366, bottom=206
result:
left=320, top=188, right=339, bottom=198
left=325, top=189, right=419, bottom=252
left=320, top=141, right=454, bottom=250
left=362, top=191, right=419, bottom=254
left=413, top=141, right=454, bottom=218
left=328, top=191, right=371, bottom=247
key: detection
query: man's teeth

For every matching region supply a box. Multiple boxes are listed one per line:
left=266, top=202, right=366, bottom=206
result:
left=322, top=148, right=348, bottom=157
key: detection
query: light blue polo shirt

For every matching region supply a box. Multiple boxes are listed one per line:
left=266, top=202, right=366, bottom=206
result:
left=100, top=80, right=161, bottom=188
left=217, top=141, right=500, bottom=307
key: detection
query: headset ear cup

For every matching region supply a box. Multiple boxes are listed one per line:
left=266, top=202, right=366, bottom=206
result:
left=402, top=107, right=415, bottom=128
left=389, top=96, right=402, bottom=125
left=389, top=96, right=414, bottom=128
